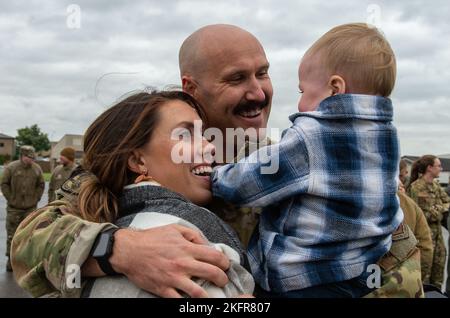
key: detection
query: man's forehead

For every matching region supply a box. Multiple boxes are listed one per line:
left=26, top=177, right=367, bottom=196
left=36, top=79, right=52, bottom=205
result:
left=205, top=46, right=269, bottom=75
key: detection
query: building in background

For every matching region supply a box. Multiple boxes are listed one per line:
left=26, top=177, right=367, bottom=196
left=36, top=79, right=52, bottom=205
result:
left=50, top=134, right=83, bottom=171
left=0, top=133, right=15, bottom=165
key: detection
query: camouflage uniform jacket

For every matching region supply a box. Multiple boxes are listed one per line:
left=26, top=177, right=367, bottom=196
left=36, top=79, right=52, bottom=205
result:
left=48, top=163, right=77, bottom=203
left=397, top=191, right=433, bottom=283
left=408, top=179, right=450, bottom=224
left=1, top=160, right=45, bottom=209
left=364, top=222, right=424, bottom=298
left=11, top=173, right=116, bottom=297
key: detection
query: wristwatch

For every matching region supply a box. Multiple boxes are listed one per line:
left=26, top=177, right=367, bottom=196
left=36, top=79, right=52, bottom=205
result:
left=91, top=228, right=121, bottom=275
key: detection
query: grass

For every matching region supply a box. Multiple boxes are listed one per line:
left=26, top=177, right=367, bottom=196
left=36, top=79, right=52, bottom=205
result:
left=43, top=173, right=51, bottom=182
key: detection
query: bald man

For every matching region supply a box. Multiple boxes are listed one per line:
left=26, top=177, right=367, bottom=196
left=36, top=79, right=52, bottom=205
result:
left=179, top=24, right=273, bottom=246
left=179, top=24, right=272, bottom=138
left=10, top=24, right=270, bottom=298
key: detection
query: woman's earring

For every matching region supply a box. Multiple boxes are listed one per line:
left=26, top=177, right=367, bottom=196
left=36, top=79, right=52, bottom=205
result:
left=134, top=168, right=154, bottom=184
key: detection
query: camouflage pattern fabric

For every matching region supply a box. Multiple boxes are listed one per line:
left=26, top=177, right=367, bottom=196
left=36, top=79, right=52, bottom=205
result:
left=408, top=178, right=449, bottom=289
left=5, top=206, right=36, bottom=258
left=428, top=223, right=446, bottom=289
left=447, top=221, right=450, bottom=295
left=48, top=163, right=77, bottom=203
left=1, top=159, right=45, bottom=210
left=207, top=198, right=260, bottom=248
left=11, top=172, right=115, bottom=297
left=364, top=222, right=424, bottom=298
left=397, top=191, right=433, bottom=284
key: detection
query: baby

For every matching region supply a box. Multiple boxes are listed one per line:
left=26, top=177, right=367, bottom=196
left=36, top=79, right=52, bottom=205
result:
left=212, top=23, right=403, bottom=297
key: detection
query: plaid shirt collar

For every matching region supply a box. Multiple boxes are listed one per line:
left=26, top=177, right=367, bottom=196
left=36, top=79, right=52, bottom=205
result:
left=289, top=94, right=393, bottom=122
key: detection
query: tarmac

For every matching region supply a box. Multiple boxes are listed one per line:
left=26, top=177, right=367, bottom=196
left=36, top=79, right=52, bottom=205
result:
left=0, top=183, right=448, bottom=297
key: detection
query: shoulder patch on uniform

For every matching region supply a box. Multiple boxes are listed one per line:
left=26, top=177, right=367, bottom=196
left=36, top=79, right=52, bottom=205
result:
left=392, top=222, right=409, bottom=241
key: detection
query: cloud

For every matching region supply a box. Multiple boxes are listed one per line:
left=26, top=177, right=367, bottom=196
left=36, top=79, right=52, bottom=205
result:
left=0, top=0, right=449, bottom=157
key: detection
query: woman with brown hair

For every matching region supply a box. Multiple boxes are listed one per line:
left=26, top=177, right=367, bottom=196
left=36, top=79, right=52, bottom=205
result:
left=408, top=155, right=450, bottom=290
left=66, top=90, right=253, bottom=297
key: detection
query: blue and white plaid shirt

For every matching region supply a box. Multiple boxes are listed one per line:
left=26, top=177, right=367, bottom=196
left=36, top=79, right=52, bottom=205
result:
left=212, top=94, right=403, bottom=292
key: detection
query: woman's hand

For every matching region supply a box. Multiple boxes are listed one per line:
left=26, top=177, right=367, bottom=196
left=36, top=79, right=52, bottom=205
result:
left=109, top=224, right=230, bottom=298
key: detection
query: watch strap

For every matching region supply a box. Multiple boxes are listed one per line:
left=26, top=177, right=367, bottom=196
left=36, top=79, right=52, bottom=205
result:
left=95, top=228, right=120, bottom=275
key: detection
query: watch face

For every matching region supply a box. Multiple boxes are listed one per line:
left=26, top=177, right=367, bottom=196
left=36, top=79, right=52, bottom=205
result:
left=92, top=233, right=111, bottom=258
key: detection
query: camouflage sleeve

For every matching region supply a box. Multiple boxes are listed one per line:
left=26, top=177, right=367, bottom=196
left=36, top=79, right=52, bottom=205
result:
left=11, top=201, right=116, bottom=297
left=48, top=172, right=56, bottom=203
left=36, top=167, right=45, bottom=202
left=407, top=185, right=418, bottom=202
left=408, top=185, right=441, bottom=223
left=438, top=185, right=450, bottom=212
left=365, top=223, right=424, bottom=298
left=0, top=164, right=12, bottom=201
left=413, top=204, right=433, bottom=283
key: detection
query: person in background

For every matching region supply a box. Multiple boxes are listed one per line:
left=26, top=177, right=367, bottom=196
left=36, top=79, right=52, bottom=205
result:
left=399, top=159, right=410, bottom=188
left=48, top=147, right=77, bottom=203
left=408, top=155, right=450, bottom=290
left=1, top=145, right=44, bottom=272
left=398, top=179, right=433, bottom=284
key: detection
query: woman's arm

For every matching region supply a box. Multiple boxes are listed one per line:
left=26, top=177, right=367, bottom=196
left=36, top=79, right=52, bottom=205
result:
left=11, top=203, right=115, bottom=297
left=12, top=204, right=230, bottom=298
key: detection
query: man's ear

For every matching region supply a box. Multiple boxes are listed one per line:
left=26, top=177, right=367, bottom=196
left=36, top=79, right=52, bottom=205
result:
left=127, top=150, right=147, bottom=175
left=182, top=75, right=198, bottom=97
left=328, top=75, right=346, bottom=95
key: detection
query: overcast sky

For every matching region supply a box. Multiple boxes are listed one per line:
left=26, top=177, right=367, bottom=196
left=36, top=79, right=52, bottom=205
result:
left=1, top=0, right=449, bottom=156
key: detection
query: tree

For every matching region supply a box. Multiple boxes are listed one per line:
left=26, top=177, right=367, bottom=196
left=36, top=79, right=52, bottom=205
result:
left=16, top=124, right=51, bottom=153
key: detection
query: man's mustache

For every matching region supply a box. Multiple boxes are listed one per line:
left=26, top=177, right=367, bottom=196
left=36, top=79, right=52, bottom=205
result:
left=233, top=95, right=270, bottom=115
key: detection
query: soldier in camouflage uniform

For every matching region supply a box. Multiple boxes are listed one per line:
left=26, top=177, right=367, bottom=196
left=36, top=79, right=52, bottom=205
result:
left=11, top=24, right=423, bottom=298
left=48, top=147, right=77, bottom=203
left=1, top=145, right=44, bottom=272
left=397, top=190, right=433, bottom=284
left=408, top=155, right=450, bottom=290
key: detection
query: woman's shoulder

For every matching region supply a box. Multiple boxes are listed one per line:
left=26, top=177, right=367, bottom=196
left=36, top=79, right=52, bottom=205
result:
left=410, top=178, right=426, bottom=190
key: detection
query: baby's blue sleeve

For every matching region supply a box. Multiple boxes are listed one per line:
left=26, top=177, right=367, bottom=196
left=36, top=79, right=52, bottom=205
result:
left=211, top=127, right=310, bottom=207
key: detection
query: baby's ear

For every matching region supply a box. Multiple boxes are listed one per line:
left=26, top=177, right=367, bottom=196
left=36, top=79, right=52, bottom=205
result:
left=329, top=75, right=346, bottom=95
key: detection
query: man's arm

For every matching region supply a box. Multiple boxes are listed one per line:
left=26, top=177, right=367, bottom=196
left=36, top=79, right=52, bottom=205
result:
left=0, top=165, right=12, bottom=201
left=48, top=171, right=56, bottom=203
left=11, top=203, right=230, bottom=298
left=413, top=204, right=433, bottom=283
left=212, top=127, right=309, bottom=207
left=108, top=225, right=230, bottom=298
left=36, top=167, right=45, bottom=202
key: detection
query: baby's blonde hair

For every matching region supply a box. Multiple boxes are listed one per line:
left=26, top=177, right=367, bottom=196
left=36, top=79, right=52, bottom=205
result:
left=304, top=23, right=396, bottom=97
